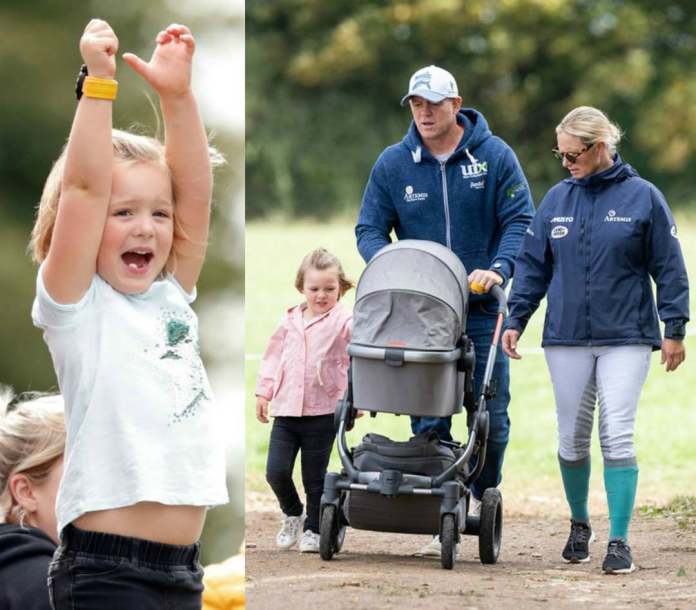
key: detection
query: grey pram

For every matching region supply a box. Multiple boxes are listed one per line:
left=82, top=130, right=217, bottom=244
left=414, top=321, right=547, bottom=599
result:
left=320, top=240, right=506, bottom=569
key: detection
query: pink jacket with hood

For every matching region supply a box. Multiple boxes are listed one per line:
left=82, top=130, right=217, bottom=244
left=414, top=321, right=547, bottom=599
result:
left=255, top=302, right=352, bottom=417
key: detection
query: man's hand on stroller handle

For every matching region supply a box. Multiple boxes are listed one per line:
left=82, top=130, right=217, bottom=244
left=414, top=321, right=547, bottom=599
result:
left=468, top=269, right=503, bottom=294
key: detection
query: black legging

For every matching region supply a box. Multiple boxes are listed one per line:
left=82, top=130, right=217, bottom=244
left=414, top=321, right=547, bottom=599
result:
left=265, top=414, right=336, bottom=533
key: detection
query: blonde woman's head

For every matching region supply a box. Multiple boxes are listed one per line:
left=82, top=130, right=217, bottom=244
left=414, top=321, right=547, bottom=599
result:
left=556, top=106, right=623, bottom=155
left=555, top=106, right=622, bottom=178
left=0, top=390, right=65, bottom=542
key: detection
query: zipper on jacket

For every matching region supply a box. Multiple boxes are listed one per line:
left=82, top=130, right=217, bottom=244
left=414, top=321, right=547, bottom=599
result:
left=585, top=195, right=595, bottom=343
left=440, top=161, right=452, bottom=248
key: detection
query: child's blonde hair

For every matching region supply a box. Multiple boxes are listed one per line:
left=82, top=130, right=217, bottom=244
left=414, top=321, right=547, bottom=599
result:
left=30, top=128, right=225, bottom=274
left=0, top=389, right=65, bottom=525
left=294, top=248, right=354, bottom=297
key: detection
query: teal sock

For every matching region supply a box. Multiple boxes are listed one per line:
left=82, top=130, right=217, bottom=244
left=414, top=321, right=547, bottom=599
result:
left=604, top=463, right=638, bottom=541
left=559, top=455, right=591, bottom=524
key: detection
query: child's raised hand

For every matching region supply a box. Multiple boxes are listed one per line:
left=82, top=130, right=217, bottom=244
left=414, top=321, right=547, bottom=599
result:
left=122, top=24, right=195, bottom=98
left=80, top=19, right=118, bottom=79
left=256, top=397, right=270, bottom=424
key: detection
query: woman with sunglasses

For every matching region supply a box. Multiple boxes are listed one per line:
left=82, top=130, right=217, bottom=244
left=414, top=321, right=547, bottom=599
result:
left=502, top=106, right=689, bottom=574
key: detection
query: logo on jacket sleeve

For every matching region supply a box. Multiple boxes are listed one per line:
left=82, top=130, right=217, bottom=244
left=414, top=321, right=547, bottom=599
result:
left=551, top=226, right=569, bottom=239
left=604, top=209, right=632, bottom=223
left=404, top=185, right=428, bottom=202
left=671, top=225, right=678, bottom=238
left=506, top=182, right=526, bottom=198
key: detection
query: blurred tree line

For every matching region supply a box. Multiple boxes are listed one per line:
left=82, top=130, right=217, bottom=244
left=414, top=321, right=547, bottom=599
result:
left=0, top=1, right=243, bottom=561
left=247, top=0, right=696, bottom=218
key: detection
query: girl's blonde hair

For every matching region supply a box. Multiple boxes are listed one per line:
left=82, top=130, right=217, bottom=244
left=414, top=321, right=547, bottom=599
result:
left=294, top=248, right=354, bottom=297
left=30, top=129, right=225, bottom=274
left=0, top=390, right=65, bottom=525
left=556, top=106, right=623, bottom=155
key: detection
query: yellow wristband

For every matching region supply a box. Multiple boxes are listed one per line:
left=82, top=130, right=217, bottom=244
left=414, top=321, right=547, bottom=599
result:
left=82, top=76, right=118, bottom=100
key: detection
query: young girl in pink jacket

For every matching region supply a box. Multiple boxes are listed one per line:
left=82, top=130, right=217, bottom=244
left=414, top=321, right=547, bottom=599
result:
left=255, top=248, right=353, bottom=553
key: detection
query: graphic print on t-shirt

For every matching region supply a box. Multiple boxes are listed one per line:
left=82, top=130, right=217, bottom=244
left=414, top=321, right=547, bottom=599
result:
left=148, top=307, right=210, bottom=425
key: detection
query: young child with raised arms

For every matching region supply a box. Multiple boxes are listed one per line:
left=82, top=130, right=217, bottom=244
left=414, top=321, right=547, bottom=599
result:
left=30, top=19, right=228, bottom=608
left=255, top=248, right=353, bottom=553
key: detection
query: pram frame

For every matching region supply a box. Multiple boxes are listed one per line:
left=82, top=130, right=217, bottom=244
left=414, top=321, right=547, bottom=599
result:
left=320, top=281, right=506, bottom=570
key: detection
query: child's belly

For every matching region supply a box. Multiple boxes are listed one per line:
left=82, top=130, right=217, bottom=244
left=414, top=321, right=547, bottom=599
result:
left=73, top=502, right=206, bottom=544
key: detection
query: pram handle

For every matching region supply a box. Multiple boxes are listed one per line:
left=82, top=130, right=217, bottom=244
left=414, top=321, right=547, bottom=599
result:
left=488, top=284, right=507, bottom=314
left=348, top=344, right=461, bottom=364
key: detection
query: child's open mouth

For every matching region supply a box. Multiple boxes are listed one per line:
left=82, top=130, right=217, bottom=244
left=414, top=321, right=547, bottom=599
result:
left=122, top=250, right=154, bottom=273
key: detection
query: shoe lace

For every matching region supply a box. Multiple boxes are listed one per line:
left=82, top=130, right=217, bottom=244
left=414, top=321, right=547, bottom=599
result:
left=282, top=516, right=301, bottom=534
left=606, top=540, right=630, bottom=558
left=570, top=522, right=590, bottom=545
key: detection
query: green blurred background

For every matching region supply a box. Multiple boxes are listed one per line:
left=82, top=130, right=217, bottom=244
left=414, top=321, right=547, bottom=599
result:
left=246, top=218, right=696, bottom=514
left=0, top=1, right=243, bottom=563
left=247, top=0, right=696, bottom=218
left=245, top=0, right=696, bottom=516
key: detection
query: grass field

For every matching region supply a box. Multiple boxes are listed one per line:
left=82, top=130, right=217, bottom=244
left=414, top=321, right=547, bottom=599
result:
left=246, top=215, right=696, bottom=512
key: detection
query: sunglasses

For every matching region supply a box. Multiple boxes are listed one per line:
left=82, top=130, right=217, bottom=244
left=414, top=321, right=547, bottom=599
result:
left=552, top=142, right=594, bottom=163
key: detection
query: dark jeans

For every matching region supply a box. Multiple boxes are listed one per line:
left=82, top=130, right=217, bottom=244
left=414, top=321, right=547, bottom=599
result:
left=48, top=524, right=203, bottom=610
left=266, top=414, right=335, bottom=533
left=411, top=310, right=511, bottom=500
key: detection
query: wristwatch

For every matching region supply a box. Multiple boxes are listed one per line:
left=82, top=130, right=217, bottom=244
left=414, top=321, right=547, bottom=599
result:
left=75, top=64, right=88, bottom=100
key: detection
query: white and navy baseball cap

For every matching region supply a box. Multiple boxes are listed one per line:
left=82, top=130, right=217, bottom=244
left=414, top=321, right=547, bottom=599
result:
left=400, top=65, right=459, bottom=106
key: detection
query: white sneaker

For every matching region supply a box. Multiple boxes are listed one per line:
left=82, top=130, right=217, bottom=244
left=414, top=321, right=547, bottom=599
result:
left=299, top=530, right=320, bottom=553
left=415, top=535, right=461, bottom=557
left=276, top=513, right=304, bottom=550
left=470, top=496, right=482, bottom=517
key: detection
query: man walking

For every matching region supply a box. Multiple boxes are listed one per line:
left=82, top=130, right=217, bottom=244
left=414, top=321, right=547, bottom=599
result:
left=356, top=65, right=534, bottom=555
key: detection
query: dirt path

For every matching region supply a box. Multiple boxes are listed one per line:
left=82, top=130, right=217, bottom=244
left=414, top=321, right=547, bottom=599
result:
left=245, top=492, right=696, bottom=609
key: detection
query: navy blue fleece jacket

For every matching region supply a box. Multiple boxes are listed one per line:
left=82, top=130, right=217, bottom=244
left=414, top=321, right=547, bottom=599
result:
left=356, top=108, right=534, bottom=300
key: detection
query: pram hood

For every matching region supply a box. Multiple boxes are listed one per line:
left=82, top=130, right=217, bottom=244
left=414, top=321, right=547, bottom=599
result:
left=352, top=240, right=469, bottom=351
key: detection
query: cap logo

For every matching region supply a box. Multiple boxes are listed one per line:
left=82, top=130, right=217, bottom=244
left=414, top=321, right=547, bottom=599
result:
left=413, top=72, right=432, bottom=90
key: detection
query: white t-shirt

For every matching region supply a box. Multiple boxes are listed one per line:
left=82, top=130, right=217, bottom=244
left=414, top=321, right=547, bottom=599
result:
left=32, top=267, right=229, bottom=534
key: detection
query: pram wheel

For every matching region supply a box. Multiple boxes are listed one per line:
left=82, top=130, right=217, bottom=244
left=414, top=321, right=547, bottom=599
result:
left=440, top=514, right=457, bottom=570
left=319, top=504, right=344, bottom=560
left=478, top=488, right=502, bottom=564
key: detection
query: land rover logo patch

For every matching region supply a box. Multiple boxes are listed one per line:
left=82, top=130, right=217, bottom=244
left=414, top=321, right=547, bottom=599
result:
left=551, top=226, right=568, bottom=239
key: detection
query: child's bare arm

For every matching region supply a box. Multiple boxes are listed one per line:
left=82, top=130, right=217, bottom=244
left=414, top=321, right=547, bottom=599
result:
left=123, top=24, right=212, bottom=293
left=43, top=19, right=117, bottom=303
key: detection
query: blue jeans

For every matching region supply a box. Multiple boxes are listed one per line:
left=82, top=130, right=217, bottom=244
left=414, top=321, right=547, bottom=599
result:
left=48, top=524, right=203, bottom=610
left=411, top=311, right=510, bottom=500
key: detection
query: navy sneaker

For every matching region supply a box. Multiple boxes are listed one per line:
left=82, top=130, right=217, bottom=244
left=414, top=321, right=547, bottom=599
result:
left=561, top=520, right=595, bottom=563
left=602, top=539, right=636, bottom=574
